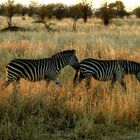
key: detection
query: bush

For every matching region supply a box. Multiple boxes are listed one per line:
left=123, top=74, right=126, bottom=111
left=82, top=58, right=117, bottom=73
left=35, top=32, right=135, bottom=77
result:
left=95, top=3, right=114, bottom=26
left=133, top=7, right=140, bottom=18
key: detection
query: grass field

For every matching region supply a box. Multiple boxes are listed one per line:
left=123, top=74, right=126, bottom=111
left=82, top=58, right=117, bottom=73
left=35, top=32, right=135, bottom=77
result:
left=0, top=16, right=140, bottom=139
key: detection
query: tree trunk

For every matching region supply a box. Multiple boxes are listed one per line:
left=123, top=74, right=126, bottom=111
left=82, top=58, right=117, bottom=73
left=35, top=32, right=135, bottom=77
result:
left=72, top=17, right=78, bottom=32
left=7, top=16, right=12, bottom=27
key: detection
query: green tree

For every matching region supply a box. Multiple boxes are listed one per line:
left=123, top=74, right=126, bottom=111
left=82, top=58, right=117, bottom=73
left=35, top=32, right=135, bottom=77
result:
left=80, top=0, right=92, bottom=23
left=95, top=3, right=114, bottom=26
left=28, top=1, right=38, bottom=17
left=53, top=4, right=66, bottom=20
left=109, top=1, right=127, bottom=18
left=67, top=4, right=82, bottom=31
left=42, top=4, right=55, bottom=19
left=0, top=4, right=5, bottom=16
left=67, top=1, right=92, bottom=23
left=67, top=4, right=82, bottom=19
left=4, top=0, right=15, bottom=27
left=20, top=6, right=29, bottom=19
left=33, top=4, right=57, bottom=32
left=133, top=7, right=140, bottom=18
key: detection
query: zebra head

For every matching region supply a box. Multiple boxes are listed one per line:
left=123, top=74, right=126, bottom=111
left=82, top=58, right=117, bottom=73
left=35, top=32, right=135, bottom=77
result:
left=51, top=49, right=79, bottom=70
left=63, top=49, right=79, bottom=70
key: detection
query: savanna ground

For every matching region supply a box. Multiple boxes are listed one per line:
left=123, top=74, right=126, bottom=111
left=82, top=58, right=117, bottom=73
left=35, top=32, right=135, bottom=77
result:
left=0, top=16, right=140, bottom=139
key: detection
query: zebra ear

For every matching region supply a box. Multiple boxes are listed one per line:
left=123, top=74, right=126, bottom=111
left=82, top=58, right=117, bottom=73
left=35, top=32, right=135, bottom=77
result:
left=72, top=49, right=76, bottom=54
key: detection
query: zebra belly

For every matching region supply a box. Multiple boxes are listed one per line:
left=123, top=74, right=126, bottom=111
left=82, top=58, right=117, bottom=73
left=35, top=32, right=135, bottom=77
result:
left=21, top=74, right=45, bottom=82
left=94, top=76, right=112, bottom=81
left=93, top=73, right=113, bottom=81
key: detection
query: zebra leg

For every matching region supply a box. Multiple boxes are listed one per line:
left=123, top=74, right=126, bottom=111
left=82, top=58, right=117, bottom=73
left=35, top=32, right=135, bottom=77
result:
left=13, top=80, right=20, bottom=96
left=1, top=79, right=13, bottom=90
left=73, top=76, right=83, bottom=88
left=85, top=76, right=92, bottom=91
left=115, top=64, right=126, bottom=91
left=73, top=69, right=79, bottom=88
left=117, top=75, right=126, bottom=91
left=43, top=79, right=51, bottom=93
left=136, top=72, right=140, bottom=82
left=116, top=73, right=126, bottom=91
left=120, top=79, right=126, bottom=91
left=73, top=72, right=85, bottom=88
left=13, top=80, right=20, bottom=91
left=109, top=79, right=116, bottom=93
left=45, top=79, right=51, bottom=88
left=116, top=72, right=127, bottom=91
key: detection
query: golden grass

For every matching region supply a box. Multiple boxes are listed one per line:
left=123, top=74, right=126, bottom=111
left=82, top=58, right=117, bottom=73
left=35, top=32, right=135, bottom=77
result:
left=0, top=17, right=140, bottom=139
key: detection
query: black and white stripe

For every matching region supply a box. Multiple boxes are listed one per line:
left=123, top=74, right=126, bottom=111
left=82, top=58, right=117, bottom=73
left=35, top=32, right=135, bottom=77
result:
left=2, top=49, right=79, bottom=89
left=73, top=58, right=140, bottom=91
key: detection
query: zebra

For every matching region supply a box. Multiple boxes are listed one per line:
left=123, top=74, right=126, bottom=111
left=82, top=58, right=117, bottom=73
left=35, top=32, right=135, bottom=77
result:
left=1, top=49, right=79, bottom=90
left=73, top=58, right=140, bottom=91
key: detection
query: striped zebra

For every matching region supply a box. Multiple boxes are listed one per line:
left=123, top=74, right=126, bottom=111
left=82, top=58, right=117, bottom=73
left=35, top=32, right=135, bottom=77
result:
left=1, top=49, right=79, bottom=90
left=73, top=58, right=140, bottom=91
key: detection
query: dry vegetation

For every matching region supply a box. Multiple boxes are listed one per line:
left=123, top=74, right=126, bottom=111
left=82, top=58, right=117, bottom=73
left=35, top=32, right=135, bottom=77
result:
left=0, top=16, right=140, bottom=139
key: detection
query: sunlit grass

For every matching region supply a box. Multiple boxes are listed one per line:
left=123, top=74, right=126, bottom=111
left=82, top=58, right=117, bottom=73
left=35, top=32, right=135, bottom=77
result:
left=0, top=16, right=140, bottom=139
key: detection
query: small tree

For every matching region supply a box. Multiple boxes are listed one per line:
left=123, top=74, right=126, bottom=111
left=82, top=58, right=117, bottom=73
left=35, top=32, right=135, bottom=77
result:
left=4, top=0, right=15, bottom=27
left=133, top=7, right=140, bottom=18
left=109, top=1, right=127, bottom=18
left=20, top=6, right=29, bottom=19
left=53, top=4, right=66, bottom=20
left=80, top=0, right=92, bottom=23
left=67, top=4, right=82, bottom=31
left=33, top=4, right=56, bottom=32
left=41, top=4, right=55, bottom=20
left=14, top=4, right=28, bottom=19
left=95, top=3, right=114, bottom=26
left=0, top=4, right=5, bottom=16
left=14, top=4, right=22, bottom=15
left=28, top=1, right=38, bottom=17
left=115, top=1, right=126, bottom=18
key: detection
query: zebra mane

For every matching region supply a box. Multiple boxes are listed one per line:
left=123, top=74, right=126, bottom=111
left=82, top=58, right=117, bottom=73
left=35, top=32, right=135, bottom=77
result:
left=51, top=49, right=76, bottom=59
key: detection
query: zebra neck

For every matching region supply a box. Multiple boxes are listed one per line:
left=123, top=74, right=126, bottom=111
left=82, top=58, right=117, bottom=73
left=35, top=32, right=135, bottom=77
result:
left=54, top=57, right=68, bottom=71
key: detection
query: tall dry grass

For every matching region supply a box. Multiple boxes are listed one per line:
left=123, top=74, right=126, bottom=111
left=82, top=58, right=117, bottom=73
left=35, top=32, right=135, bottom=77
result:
left=0, top=16, right=140, bottom=139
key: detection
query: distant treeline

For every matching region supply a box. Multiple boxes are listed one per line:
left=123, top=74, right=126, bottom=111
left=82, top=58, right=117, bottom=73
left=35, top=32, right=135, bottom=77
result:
left=0, top=0, right=140, bottom=26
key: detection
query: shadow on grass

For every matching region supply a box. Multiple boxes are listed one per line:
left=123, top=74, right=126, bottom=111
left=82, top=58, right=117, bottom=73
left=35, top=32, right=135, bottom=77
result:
left=0, top=26, right=29, bottom=32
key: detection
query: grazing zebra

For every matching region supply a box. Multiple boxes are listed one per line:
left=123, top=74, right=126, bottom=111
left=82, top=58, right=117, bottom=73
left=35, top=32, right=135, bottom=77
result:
left=73, top=58, right=140, bottom=91
left=1, top=49, right=79, bottom=90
